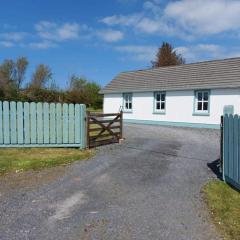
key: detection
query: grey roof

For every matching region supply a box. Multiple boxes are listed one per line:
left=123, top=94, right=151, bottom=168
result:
left=100, top=57, right=240, bottom=94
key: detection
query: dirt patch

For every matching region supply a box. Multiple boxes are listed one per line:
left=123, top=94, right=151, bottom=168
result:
left=0, top=165, right=68, bottom=195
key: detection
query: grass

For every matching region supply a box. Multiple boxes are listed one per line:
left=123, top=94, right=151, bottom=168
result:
left=87, top=107, right=103, bottom=113
left=202, top=180, right=240, bottom=240
left=0, top=148, right=94, bottom=175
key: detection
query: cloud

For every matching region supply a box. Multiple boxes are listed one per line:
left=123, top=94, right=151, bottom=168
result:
left=114, top=43, right=240, bottom=63
left=0, top=41, right=15, bottom=48
left=97, top=29, right=124, bottom=42
left=29, top=40, right=58, bottom=49
left=0, top=32, right=27, bottom=42
left=35, top=21, right=82, bottom=41
left=101, top=0, right=240, bottom=39
left=176, top=44, right=240, bottom=62
left=165, top=0, right=240, bottom=35
left=101, top=14, right=143, bottom=27
left=115, top=45, right=157, bottom=61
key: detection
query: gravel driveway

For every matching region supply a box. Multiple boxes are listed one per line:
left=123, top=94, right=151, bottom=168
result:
left=0, top=124, right=220, bottom=240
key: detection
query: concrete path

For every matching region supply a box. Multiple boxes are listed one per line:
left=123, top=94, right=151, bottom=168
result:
left=0, top=124, right=220, bottom=240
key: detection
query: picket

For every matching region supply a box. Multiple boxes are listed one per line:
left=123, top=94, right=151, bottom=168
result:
left=0, top=101, right=86, bottom=149
left=63, top=103, right=69, bottom=144
left=10, top=101, right=17, bottom=144
left=69, top=104, right=75, bottom=144
left=0, top=101, right=3, bottom=144
left=37, top=102, right=43, bottom=144
left=24, top=102, right=30, bottom=144
left=56, top=103, right=62, bottom=144
left=50, top=103, right=56, bottom=144
left=3, top=101, right=10, bottom=144
left=75, top=104, right=80, bottom=143
left=233, top=115, right=238, bottom=181
left=43, top=102, right=49, bottom=144
left=17, top=102, right=24, bottom=144
left=30, top=102, right=37, bottom=144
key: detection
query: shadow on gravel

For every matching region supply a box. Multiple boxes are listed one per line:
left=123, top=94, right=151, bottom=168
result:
left=207, top=159, right=222, bottom=179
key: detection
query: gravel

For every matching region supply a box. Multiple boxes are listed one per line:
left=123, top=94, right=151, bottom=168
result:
left=0, top=124, right=221, bottom=240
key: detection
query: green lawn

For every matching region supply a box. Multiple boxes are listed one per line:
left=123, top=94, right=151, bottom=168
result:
left=203, top=180, right=240, bottom=240
left=0, top=148, right=94, bottom=174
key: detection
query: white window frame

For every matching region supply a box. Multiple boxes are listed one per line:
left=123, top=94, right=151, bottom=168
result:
left=154, top=92, right=166, bottom=113
left=194, top=90, right=210, bottom=115
left=123, top=93, right=132, bottom=112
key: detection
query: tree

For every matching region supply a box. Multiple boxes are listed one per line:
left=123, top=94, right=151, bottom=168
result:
left=152, top=42, right=185, bottom=68
left=0, top=59, right=17, bottom=99
left=15, top=57, right=28, bottom=89
left=84, top=82, right=102, bottom=107
left=68, top=75, right=87, bottom=91
left=66, top=75, right=102, bottom=108
left=30, top=64, right=52, bottom=89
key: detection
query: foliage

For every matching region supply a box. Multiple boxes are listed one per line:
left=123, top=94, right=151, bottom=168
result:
left=15, top=57, right=29, bottom=88
left=0, top=148, right=94, bottom=174
left=152, top=42, right=185, bottom=68
left=30, top=64, right=52, bottom=90
left=66, top=75, right=103, bottom=108
left=0, top=57, right=103, bottom=109
left=203, top=180, right=240, bottom=240
left=0, top=59, right=18, bottom=99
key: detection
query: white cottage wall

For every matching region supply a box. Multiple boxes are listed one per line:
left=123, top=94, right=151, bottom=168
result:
left=103, top=88, right=240, bottom=128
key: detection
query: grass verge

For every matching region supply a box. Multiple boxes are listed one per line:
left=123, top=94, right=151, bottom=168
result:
left=0, top=148, right=94, bottom=175
left=202, top=180, right=240, bottom=240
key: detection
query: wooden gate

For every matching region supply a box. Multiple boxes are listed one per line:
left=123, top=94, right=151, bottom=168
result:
left=222, top=114, right=240, bottom=190
left=87, top=111, right=123, bottom=148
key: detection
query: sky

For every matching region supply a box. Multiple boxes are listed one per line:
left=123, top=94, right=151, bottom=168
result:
left=1, top=0, right=240, bottom=88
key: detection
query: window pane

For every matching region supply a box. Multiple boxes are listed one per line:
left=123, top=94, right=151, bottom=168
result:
left=161, top=102, right=165, bottom=110
left=125, top=102, right=128, bottom=109
left=156, top=102, right=160, bottom=110
left=129, top=95, right=132, bottom=102
left=197, top=92, right=202, bottom=101
left=129, top=103, right=132, bottom=110
left=161, top=94, right=165, bottom=101
left=197, top=102, right=202, bottom=111
left=156, top=94, right=160, bottom=101
left=203, top=102, right=208, bottom=111
left=203, top=92, right=208, bottom=101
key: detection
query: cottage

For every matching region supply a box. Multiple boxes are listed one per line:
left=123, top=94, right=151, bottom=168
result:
left=100, top=57, right=240, bottom=129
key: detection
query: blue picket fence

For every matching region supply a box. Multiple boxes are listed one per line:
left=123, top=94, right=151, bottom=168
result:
left=0, top=101, right=86, bottom=149
left=223, top=114, right=240, bottom=190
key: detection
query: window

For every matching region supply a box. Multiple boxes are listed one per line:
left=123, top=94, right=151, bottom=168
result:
left=154, top=92, right=166, bottom=113
left=123, top=93, right=132, bottom=112
left=194, top=90, right=210, bottom=114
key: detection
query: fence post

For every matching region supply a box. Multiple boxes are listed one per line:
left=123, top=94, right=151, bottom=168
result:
left=86, top=111, right=91, bottom=149
left=220, top=115, right=223, bottom=175
left=120, top=110, right=123, bottom=139
left=80, top=104, right=87, bottom=149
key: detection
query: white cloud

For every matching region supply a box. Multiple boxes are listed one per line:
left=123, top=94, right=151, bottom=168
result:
left=115, top=45, right=157, bottom=61
left=35, top=21, right=82, bottom=41
left=114, top=43, right=240, bottom=63
left=101, top=0, right=240, bottom=39
left=101, top=14, right=143, bottom=27
left=176, top=44, right=240, bottom=62
left=97, top=29, right=124, bottom=42
left=29, top=40, right=58, bottom=49
left=0, top=41, right=15, bottom=48
left=165, top=0, right=240, bottom=35
left=0, top=32, right=27, bottom=42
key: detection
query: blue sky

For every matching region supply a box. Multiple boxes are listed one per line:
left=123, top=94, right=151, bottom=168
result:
left=1, top=0, right=240, bottom=88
